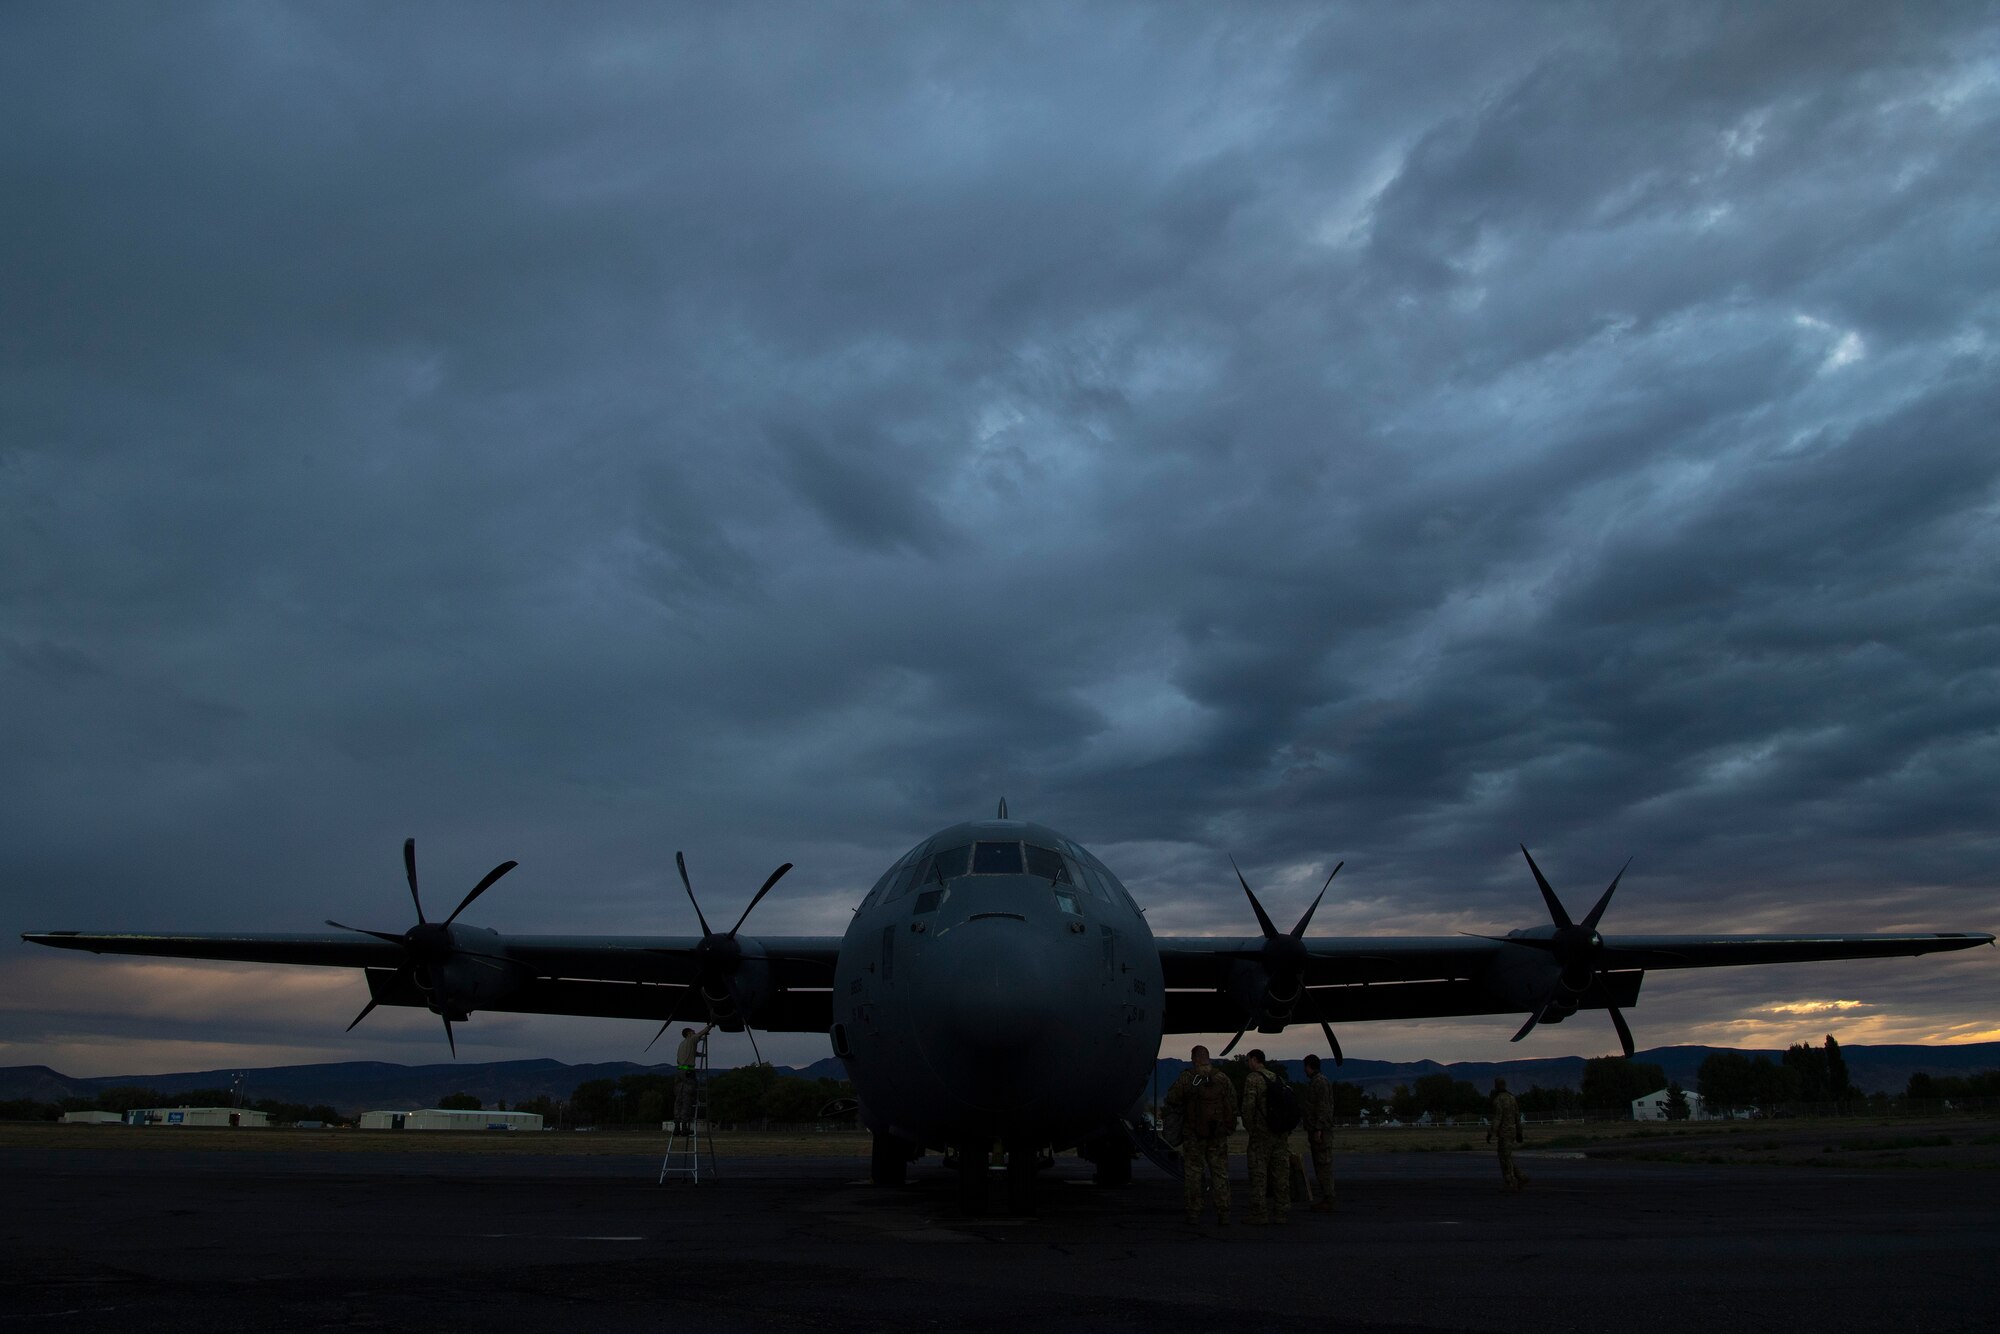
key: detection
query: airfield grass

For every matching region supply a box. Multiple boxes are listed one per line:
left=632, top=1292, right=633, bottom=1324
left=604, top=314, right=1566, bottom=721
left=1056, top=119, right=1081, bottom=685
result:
left=7, top=1112, right=1998, bottom=1167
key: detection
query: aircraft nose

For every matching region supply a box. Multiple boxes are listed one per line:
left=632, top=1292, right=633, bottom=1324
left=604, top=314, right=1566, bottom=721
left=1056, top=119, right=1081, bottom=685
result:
left=932, top=915, right=1062, bottom=1051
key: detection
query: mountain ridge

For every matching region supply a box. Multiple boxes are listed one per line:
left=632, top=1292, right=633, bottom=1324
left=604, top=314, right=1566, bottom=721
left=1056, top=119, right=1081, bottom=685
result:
left=5, top=1042, right=1993, bottom=1111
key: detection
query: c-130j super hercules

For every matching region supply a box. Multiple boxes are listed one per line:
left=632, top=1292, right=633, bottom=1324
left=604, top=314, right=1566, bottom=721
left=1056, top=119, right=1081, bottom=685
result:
left=26, top=803, right=1992, bottom=1212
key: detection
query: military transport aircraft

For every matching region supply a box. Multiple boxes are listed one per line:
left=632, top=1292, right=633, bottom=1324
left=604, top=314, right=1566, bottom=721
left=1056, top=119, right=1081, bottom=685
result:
left=24, top=806, right=1992, bottom=1212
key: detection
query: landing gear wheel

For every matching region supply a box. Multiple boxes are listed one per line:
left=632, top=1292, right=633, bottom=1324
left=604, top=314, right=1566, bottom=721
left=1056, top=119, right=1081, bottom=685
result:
left=870, top=1133, right=907, bottom=1187
left=1004, top=1142, right=1038, bottom=1215
left=956, top=1143, right=989, bottom=1214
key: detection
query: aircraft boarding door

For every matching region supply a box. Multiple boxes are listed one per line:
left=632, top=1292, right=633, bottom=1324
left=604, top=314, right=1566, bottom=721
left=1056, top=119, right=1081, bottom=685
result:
left=659, top=1034, right=718, bottom=1184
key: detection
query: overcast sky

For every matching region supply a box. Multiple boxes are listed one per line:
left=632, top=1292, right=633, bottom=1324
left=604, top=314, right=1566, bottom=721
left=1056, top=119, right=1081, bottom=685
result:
left=4, top=2, right=1996, bottom=1080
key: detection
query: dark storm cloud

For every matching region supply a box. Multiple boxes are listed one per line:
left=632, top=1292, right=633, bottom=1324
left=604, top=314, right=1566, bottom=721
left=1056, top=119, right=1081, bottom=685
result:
left=3, top=2, right=1995, bottom=1072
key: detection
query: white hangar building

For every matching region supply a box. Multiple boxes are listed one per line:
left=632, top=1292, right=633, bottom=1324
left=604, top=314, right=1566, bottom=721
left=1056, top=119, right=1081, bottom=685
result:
left=358, top=1108, right=543, bottom=1131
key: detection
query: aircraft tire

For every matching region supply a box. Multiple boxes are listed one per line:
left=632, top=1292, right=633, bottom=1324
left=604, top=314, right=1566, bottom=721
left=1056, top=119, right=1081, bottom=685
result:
left=956, top=1143, right=989, bottom=1214
left=869, top=1133, right=907, bottom=1187
left=1092, top=1148, right=1132, bottom=1187
left=1004, top=1143, right=1038, bottom=1215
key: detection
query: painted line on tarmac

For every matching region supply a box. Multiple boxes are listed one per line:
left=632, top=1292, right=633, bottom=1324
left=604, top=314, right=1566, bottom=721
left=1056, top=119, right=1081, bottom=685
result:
left=470, top=1240, right=644, bottom=1248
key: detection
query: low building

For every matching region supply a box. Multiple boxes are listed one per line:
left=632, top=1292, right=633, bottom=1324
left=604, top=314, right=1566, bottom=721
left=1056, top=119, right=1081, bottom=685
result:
left=1631, top=1088, right=1714, bottom=1121
left=358, top=1108, right=543, bottom=1131
left=58, top=1110, right=124, bottom=1125
left=126, top=1106, right=271, bottom=1127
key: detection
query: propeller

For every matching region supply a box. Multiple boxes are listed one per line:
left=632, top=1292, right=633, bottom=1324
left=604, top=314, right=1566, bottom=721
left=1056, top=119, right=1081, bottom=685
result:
left=1216, top=860, right=1345, bottom=1065
left=646, top=851, right=794, bottom=1061
left=1492, top=846, right=1636, bottom=1057
left=325, top=837, right=519, bottom=1057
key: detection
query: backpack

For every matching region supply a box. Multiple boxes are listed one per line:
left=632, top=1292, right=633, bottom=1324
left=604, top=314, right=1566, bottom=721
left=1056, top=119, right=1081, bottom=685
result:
left=1188, top=1071, right=1233, bottom=1135
left=1263, top=1071, right=1300, bottom=1135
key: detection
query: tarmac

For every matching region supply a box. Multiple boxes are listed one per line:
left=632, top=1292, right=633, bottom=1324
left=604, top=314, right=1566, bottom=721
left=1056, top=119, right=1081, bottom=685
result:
left=5, top=1140, right=1992, bottom=1333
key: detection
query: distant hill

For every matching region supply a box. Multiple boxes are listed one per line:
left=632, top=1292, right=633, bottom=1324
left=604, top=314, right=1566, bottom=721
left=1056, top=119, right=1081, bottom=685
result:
left=1149, top=1042, right=2000, bottom=1097
left=5, top=1042, right=1993, bottom=1112
left=0, top=1056, right=839, bottom=1113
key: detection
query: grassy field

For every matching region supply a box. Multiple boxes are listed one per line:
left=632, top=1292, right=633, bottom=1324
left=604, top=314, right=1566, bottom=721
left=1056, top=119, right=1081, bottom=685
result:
left=7, top=1112, right=1997, bottom=1167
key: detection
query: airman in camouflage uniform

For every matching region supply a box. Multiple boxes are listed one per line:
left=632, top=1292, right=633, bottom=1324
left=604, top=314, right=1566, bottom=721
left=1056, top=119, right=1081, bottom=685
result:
left=1240, top=1050, right=1291, bottom=1225
left=1486, top=1077, right=1526, bottom=1191
left=672, top=1022, right=713, bottom=1135
left=1301, top=1052, right=1336, bottom=1211
left=1164, top=1044, right=1236, bottom=1227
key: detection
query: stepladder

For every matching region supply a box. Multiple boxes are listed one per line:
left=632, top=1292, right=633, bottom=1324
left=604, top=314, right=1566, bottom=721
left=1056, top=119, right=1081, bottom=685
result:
left=658, top=1037, right=716, bottom=1183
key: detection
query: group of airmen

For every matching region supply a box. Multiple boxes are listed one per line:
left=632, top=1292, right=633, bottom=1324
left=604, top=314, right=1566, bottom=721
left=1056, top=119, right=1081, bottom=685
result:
left=1163, top=1045, right=1528, bottom=1227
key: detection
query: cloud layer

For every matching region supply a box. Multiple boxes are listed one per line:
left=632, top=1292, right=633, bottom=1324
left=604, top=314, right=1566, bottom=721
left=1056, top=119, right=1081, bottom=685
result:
left=4, top=3, right=1995, bottom=1074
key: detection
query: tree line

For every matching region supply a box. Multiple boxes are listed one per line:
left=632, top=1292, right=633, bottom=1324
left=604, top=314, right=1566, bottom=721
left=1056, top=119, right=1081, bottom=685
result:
left=561, top=1065, right=857, bottom=1127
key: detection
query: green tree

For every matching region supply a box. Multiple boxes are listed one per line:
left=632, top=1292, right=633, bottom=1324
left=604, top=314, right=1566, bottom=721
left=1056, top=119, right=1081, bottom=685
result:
left=515, top=1094, right=560, bottom=1124
left=1746, top=1056, right=1798, bottom=1111
left=761, top=1077, right=825, bottom=1123
left=1824, top=1035, right=1851, bottom=1100
left=570, top=1078, right=618, bottom=1126
left=90, top=1086, right=164, bottom=1114
left=1664, top=1083, right=1691, bottom=1121
left=1518, top=1085, right=1585, bottom=1120
left=612, top=1073, right=675, bottom=1124
left=438, top=1092, right=481, bottom=1111
left=707, top=1063, right=780, bottom=1123
left=1699, top=1051, right=1753, bottom=1114
left=1782, top=1041, right=1831, bottom=1102
left=1580, top=1058, right=1667, bottom=1115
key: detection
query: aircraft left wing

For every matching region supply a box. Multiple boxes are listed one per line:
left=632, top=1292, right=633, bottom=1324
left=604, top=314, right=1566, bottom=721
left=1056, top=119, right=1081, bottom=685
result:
left=21, top=930, right=844, bottom=1032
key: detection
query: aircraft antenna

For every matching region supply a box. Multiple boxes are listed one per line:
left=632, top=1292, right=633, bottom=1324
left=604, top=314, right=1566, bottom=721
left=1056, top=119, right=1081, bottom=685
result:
left=997, top=797, right=1008, bottom=819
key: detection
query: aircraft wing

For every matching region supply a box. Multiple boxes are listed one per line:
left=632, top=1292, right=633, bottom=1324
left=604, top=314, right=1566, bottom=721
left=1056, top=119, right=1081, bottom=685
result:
left=21, top=930, right=844, bottom=1032
left=1154, top=930, right=1992, bottom=1033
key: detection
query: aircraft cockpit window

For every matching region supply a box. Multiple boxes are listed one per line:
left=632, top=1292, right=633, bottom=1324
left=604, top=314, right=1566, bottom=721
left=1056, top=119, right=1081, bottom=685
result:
left=932, top=844, right=971, bottom=881
left=884, top=858, right=925, bottom=903
left=1073, top=861, right=1107, bottom=900
left=914, top=888, right=945, bottom=914
left=1024, top=845, right=1070, bottom=885
left=861, top=865, right=897, bottom=909
left=1100, top=869, right=1142, bottom=915
left=971, top=841, right=1025, bottom=875
left=1053, top=887, right=1082, bottom=916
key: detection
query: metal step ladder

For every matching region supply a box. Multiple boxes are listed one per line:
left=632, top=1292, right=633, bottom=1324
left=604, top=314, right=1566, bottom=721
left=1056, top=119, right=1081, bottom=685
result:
left=658, top=1035, right=717, bottom=1184
left=1123, top=1110, right=1182, bottom=1176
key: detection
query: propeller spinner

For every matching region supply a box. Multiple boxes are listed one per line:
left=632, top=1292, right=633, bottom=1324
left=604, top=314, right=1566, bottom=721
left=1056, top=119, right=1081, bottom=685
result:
left=326, top=837, right=518, bottom=1056
left=1495, top=846, right=1636, bottom=1057
left=646, top=851, right=794, bottom=1061
left=1216, top=859, right=1345, bottom=1065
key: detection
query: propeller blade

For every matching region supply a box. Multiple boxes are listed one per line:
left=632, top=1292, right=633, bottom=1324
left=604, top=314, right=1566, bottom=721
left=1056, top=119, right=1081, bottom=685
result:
left=727, top=862, right=795, bottom=938
left=405, top=837, right=426, bottom=923
left=1289, top=862, right=1342, bottom=938
left=675, top=851, right=715, bottom=937
left=1320, top=1019, right=1344, bottom=1067
left=1608, top=1005, right=1636, bottom=1058
left=345, top=999, right=378, bottom=1032
left=444, top=860, right=520, bottom=926
left=1519, top=846, right=1572, bottom=929
left=1511, top=1004, right=1545, bottom=1044
left=644, top=986, right=696, bottom=1051
left=1229, top=858, right=1282, bottom=941
left=442, top=1013, right=457, bottom=1057
left=326, top=920, right=406, bottom=945
left=1580, top=858, right=1632, bottom=932
left=1218, top=1025, right=1248, bottom=1058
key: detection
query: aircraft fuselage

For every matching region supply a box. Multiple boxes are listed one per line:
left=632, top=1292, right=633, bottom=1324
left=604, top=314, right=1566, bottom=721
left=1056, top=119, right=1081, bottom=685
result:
left=833, top=818, right=1162, bottom=1157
